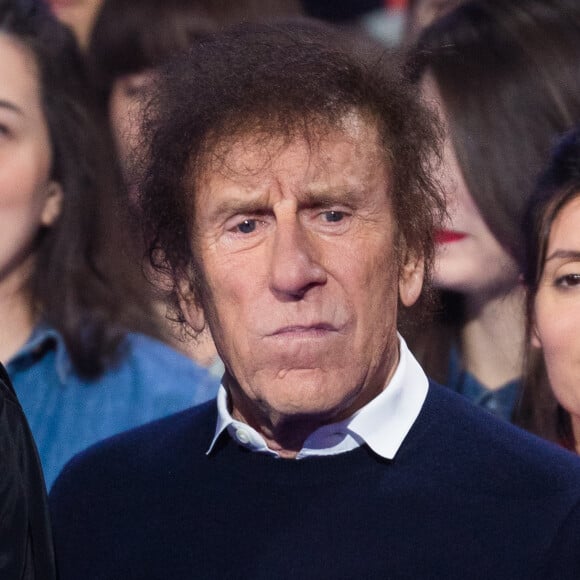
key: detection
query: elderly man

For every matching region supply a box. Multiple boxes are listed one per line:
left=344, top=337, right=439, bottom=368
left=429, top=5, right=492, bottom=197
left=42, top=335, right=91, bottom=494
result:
left=50, top=21, right=580, bottom=579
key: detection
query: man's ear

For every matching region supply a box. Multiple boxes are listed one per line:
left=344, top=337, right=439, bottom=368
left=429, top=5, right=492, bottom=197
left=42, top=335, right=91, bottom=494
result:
left=41, top=181, right=63, bottom=227
left=399, top=251, right=425, bottom=308
left=177, top=277, right=206, bottom=333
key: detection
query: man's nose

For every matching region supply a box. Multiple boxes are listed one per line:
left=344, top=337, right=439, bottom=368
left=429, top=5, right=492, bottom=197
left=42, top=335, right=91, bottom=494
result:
left=269, top=218, right=327, bottom=300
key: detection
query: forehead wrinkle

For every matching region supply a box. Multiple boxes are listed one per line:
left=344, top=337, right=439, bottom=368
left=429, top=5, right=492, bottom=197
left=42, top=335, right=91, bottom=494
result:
left=206, top=132, right=288, bottom=181
left=196, top=118, right=389, bottom=221
left=203, top=114, right=381, bottom=184
left=201, top=172, right=289, bottom=225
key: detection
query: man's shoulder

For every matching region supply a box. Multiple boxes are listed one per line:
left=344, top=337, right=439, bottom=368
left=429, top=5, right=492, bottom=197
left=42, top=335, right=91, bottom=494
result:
left=50, top=399, right=217, bottom=497
left=417, top=381, right=580, bottom=493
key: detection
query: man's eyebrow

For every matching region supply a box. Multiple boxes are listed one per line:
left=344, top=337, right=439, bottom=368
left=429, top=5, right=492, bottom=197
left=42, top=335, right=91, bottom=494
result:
left=0, top=99, right=24, bottom=116
left=299, top=187, right=361, bottom=206
left=545, top=249, right=580, bottom=262
left=208, top=186, right=364, bottom=219
left=209, top=198, right=270, bottom=220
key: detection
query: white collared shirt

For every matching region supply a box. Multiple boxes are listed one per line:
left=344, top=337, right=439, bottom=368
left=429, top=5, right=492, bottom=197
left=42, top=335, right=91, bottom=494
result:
left=206, top=334, right=429, bottom=460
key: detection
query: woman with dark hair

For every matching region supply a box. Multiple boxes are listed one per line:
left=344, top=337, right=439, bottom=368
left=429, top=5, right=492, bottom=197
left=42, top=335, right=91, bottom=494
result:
left=89, top=0, right=304, bottom=185
left=44, top=0, right=104, bottom=49
left=0, top=0, right=219, bottom=488
left=406, top=0, right=580, bottom=420
left=516, top=126, right=580, bottom=452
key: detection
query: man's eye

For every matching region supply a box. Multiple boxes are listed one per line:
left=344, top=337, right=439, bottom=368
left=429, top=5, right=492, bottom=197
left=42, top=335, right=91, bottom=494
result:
left=236, top=219, right=257, bottom=234
left=322, top=210, right=345, bottom=223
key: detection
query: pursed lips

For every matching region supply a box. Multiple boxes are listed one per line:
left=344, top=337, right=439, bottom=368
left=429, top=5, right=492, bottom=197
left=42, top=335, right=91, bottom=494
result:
left=268, top=323, right=340, bottom=339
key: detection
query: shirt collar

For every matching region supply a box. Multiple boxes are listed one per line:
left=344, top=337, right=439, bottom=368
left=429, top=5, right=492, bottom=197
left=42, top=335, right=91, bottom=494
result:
left=7, top=324, right=71, bottom=383
left=206, top=334, right=428, bottom=460
left=448, top=345, right=519, bottom=419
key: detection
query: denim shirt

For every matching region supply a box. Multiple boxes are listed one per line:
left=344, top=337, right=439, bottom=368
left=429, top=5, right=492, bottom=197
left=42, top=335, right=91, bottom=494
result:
left=447, top=346, right=519, bottom=421
left=7, top=325, right=220, bottom=488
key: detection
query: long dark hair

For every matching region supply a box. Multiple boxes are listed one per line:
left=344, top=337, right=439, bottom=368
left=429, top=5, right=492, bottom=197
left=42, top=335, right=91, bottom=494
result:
left=88, top=0, right=305, bottom=107
left=405, top=0, right=580, bottom=385
left=1, top=0, right=150, bottom=377
left=514, top=127, right=580, bottom=448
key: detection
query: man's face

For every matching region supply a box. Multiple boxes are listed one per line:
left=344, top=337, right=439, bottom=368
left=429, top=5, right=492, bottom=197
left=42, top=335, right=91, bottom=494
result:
left=191, top=116, right=423, bottom=433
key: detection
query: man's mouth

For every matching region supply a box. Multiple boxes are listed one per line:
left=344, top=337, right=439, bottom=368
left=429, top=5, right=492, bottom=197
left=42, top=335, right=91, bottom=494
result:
left=270, top=323, right=338, bottom=339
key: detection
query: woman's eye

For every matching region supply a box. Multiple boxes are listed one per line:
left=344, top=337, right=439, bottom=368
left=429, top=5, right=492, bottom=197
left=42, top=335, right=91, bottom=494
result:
left=556, top=273, right=580, bottom=287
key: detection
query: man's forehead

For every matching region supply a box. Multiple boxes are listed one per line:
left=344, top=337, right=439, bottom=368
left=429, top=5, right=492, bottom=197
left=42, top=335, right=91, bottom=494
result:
left=195, top=112, right=385, bottom=184
left=190, top=119, right=394, bottom=230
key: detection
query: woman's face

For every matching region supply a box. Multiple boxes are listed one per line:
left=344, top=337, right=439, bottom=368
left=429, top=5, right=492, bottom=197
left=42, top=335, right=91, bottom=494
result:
left=533, top=194, right=580, bottom=426
left=407, top=0, right=465, bottom=41
left=421, top=76, right=520, bottom=298
left=46, top=0, right=104, bottom=49
left=0, top=34, right=62, bottom=287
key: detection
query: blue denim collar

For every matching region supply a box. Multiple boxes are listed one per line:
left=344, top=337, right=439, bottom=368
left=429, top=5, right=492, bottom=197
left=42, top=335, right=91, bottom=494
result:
left=7, top=324, right=71, bottom=384
left=448, top=345, right=519, bottom=420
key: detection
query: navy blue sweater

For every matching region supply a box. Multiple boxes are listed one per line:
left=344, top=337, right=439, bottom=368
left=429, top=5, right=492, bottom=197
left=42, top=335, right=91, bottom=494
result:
left=50, top=382, right=580, bottom=579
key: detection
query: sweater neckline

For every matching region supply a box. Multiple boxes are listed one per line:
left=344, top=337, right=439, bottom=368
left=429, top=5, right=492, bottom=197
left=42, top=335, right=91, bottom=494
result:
left=206, top=432, right=395, bottom=486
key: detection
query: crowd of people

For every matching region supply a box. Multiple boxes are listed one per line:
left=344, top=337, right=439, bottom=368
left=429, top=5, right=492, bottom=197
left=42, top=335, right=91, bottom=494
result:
left=2, top=0, right=580, bottom=577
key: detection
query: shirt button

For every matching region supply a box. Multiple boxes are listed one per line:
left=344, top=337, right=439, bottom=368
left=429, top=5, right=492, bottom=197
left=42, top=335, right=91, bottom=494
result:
left=235, top=429, right=251, bottom=445
left=486, top=400, right=499, bottom=411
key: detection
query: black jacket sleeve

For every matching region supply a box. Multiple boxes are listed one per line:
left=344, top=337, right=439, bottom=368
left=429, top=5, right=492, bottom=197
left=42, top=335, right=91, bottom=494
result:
left=0, top=363, right=56, bottom=580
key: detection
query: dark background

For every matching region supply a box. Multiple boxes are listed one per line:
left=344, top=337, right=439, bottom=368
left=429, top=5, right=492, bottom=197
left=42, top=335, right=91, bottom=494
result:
left=302, top=0, right=385, bottom=22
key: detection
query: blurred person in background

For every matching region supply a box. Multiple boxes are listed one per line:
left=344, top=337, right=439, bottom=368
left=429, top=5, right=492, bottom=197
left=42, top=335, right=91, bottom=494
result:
left=406, top=0, right=580, bottom=420
left=404, top=0, right=465, bottom=42
left=0, top=0, right=219, bottom=488
left=88, top=0, right=305, bottom=369
left=89, top=0, right=305, bottom=188
left=44, top=0, right=103, bottom=49
left=516, top=126, right=580, bottom=453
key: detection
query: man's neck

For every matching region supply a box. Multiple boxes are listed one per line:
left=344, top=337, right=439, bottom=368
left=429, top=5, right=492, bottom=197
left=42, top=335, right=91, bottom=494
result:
left=225, top=346, right=399, bottom=458
left=230, top=402, right=329, bottom=458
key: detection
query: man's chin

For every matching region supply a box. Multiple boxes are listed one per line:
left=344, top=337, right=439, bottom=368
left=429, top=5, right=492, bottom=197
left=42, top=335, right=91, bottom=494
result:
left=259, top=372, right=358, bottom=419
